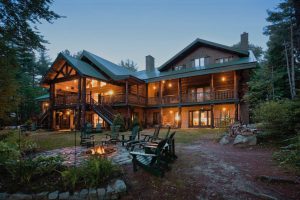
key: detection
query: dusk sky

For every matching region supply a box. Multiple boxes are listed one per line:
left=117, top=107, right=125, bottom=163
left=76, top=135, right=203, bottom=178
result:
left=38, top=0, right=281, bottom=70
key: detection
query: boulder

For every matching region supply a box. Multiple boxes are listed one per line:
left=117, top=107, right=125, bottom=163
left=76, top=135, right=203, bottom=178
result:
left=113, top=179, right=127, bottom=194
left=48, top=191, right=59, bottom=200
left=8, top=193, right=32, bottom=200
left=59, top=192, right=69, bottom=200
left=233, top=135, right=248, bottom=145
left=89, top=188, right=97, bottom=200
left=0, top=193, right=8, bottom=200
left=79, top=189, right=88, bottom=199
left=219, top=135, right=231, bottom=145
left=34, top=192, right=48, bottom=200
left=233, top=135, right=257, bottom=146
left=97, top=188, right=106, bottom=200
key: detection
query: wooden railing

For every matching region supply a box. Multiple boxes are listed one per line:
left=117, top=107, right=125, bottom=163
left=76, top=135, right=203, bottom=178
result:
left=214, top=117, right=235, bottom=128
left=162, top=95, right=179, bottom=104
left=54, top=94, right=78, bottom=106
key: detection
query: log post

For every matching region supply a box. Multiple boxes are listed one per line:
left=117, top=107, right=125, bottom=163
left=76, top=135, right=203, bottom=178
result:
left=125, top=80, right=128, bottom=105
left=211, top=104, right=214, bottom=128
left=81, top=77, right=86, bottom=128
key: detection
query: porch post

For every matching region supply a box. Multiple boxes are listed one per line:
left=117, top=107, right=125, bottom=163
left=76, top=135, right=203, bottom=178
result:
left=234, top=71, right=238, bottom=99
left=145, top=83, right=148, bottom=105
left=178, top=107, right=182, bottom=128
left=76, top=77, right=81, bottom=130
left=210, top=74, right=214, bottom=99
left=49, top=83, right=56, bottom=130
left=125, top=80, right=128, bottom=105
left=178, top=78, right=182, bottom=104
left=235, top=103, right=239, bottom=122
left=159, top=81, right=162, bottom=104
left=81, top=77, right=86, bottom=128
left=211, top=104, right=214, bottom=128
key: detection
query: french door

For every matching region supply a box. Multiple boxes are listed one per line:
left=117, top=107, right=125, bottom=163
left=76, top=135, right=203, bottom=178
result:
left=189, top=110, right=211, bottom=127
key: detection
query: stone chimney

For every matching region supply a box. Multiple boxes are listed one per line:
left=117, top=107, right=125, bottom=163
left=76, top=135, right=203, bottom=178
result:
left=146, top=55, right=155, bottom=71
left=240, top=32, right=249, bottom=51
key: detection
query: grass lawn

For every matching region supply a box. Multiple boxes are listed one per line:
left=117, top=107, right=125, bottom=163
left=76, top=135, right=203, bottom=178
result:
left=1, top=127, right=226, bottom=151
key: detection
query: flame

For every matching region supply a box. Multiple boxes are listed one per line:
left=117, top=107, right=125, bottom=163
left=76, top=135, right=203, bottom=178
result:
left=91, top=146, right=105, bottom=155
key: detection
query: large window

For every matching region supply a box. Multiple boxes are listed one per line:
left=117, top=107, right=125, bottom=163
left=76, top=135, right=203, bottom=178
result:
left=192, top=57, right=210, bottom=68
left=189, top=110, right=211, bottom=127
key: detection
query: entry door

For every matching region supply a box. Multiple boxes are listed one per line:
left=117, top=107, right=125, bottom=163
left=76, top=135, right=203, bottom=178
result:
left=200, top=110, right=211, bottom=127
left=60, top=114, right=70, bottom=129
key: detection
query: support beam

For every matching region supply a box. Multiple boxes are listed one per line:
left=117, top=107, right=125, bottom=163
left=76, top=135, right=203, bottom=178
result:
left=80, top=77, right=86, bottom=128
left=159, top=81, right=162, bottom=104
left=211, top=104, right=214, bottom=128
left=178, top=107, right=182, bottom=128
left=178, top=78, right=182, bottom=104
left=125, top=81, right=128, bottom=105
left=235, top=103, right=239, bottom=122
left=160, top=107, right=163, bottom=126
left=210, top=74, right=214, bottom=99
left=234, top=71, right=238, bottom=99
left=49, top=83, right=55, bottom=130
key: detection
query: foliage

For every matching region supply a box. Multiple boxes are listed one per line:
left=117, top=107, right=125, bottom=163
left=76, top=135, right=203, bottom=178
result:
left=131, top=117, right=143, bottom=131
left=113, top=113, right=126, bottom=131
left=273, top=134, right=300, bottom=171
left=0, top=131, right=14, bottom=141
left=0, top=0, right=60, bottom=126
left=254, top=99, right=299, bottom=138
left=0, top=141, right=20, bottom=164
left=21, top=140, right=39, bottom=155
left=61, top=157, right=120, bottom=191
left=120, top=59, right=138, bottom=72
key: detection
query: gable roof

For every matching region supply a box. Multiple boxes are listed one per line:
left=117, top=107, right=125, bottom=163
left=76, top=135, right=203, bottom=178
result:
left=80, top=50, right=133, bottom=80
left=135, top=50, right=257, bottom=83
left=41, top=53, right=108, bottom=85
left=35, top=94, right=49, bottom=101
left=158, top=38, right=249, bottom=71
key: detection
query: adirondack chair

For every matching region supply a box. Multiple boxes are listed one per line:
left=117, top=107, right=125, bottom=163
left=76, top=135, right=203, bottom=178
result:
left=105, top=125, right=121, bottom=144
left=121, top=125, right=140, bottom=149
left=144, top=131, right=177, bottom=163
left=80, top=123, right=95, bottom=147
left=149, top=126, right=171, bottom=145
left=140, top=125, right=161, bottom=142
left=130, top=138, right=169, bottom=177
left=94, top=123, right=102, bottom=133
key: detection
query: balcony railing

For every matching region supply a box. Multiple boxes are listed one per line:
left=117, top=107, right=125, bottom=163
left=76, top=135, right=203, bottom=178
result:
left=54, top=94, right=78, bottom=106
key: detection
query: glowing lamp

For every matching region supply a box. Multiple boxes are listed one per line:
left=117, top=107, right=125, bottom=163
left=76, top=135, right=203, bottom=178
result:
left=153, top=86, right=157, bottom=90
left=221, top=77, right=226, bottom=82
left=162, top=80, right=166, bottom=84
left=222, top=107, right=226, bottom=111
left=108, top=90, right=114, bottom=95
left=168, top=83, right=172, bottom=88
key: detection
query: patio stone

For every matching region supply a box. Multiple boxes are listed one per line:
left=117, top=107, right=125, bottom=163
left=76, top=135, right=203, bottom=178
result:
left=48, top=191, right=59, bottom=200
left=88, top=188, right=97, bottom=200
left=0, top=193, right=8, bottom=200
left=69, top=192, right=82, bottom=200
left=59, top=192, right=70, bottom=200
left=34, top=191, right=48, bottom=200
left=97, top=188, right=106, bottom=200
left=105, top=185, right=114, bottom=200
left=8, top=193, right=32, bottom=200
left=79, top=189, right=88, bottom=199
left=113, top=179, right=127, bottom=194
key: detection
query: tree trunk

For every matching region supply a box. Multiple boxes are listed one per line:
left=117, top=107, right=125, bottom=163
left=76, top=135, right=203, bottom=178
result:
left=290, top=25, right=296, bottom=98
left=284, top=41, right=293, bottom=99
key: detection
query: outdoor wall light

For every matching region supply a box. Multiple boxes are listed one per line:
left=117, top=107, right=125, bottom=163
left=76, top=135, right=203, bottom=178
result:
left=66, top=86, right=69, bottom=90
left=222, top=107, right=226, bottom=111
left=153, top=86, right=157, bottom=90
left=66, top=110, right=70, bottom=115
left=221, top=77, right=226, bottom=82
left=162, top=80, right=166, bottom=84
left=168, top=83, right=172, bottom=87
left=45, top=103, right=49, bottom=107
left=108, top=90, right=114, bottom=95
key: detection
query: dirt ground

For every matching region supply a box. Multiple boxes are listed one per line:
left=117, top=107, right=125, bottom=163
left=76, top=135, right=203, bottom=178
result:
left=121, top=138, right=300, bottom=200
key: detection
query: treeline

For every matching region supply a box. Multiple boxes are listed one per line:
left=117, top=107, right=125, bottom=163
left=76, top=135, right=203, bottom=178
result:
left=248, top=0, right=300, bottom=170
left=0, top=0, right=61, bottom=126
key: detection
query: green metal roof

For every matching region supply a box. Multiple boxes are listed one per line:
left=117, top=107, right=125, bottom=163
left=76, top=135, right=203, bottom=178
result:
left=81, top=50, right=133, bottom=80
left=134, top=50, right=257, bottom=82
left=158, top=38, right=249, bottom=71
left=61, top=53, right=108, bottom=81
left=35, top=94, right=49, bottom=101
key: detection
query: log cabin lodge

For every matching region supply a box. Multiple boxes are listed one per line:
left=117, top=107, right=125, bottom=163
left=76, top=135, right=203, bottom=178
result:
left=36, top=33, right=257, bottom=130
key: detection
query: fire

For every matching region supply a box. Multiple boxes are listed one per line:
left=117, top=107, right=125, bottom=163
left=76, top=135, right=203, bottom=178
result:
left=91, top=146, right=105, bottom=155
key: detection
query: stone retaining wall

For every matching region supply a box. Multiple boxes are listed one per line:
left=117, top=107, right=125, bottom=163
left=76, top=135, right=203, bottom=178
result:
left=0, top=179, right=126, bottom=200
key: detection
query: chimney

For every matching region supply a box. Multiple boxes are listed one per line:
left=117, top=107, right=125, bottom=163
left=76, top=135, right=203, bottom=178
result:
left=240, top=32, right=249, bottom=51
left=146, top=55, right=155, bottom=71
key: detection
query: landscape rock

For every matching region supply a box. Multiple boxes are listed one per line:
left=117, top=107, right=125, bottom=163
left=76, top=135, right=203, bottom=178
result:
left=0, top=193, right=8, bottom=200
left=219, top=135, right=231, bottom=145
left=247, top=135, right=257, bottom=145
left=113, top=179, right=127, bottom=194
left=106, top=185, right=118, bottom=200
left=69, top=192, right=82, bottom=200
left=79, top=189, right=88, bottom=199
left=34, top=192, right=48, bottom=200
left=59, top=191, right=69, bottom=200
left=97, top=188, right=106, bottom=200
left=89, top=188, right=97, bottom=200
left=48, top=191, right=59, bottom=200
left=8, top=193, right=32, bottom=200
left=233, top=135, right=248, bottom=145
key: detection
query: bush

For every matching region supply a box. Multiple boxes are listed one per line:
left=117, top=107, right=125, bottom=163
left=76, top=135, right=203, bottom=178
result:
left=0, top=141, right=20, bottom=164
left=21, top=140, right=39, bottom=155
left=61, top=157, right=120, bottom=191
left=113, top=113, right=125, bottom=131
left=254, top=100, right=298, bottom=138
left=131, top=117, right=143, bottom=131
left=0, top=131, right=14, bottom=141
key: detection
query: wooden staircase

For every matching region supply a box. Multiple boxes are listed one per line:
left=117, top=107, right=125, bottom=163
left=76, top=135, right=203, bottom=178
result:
left=38, top=109, right=49, bottom=128
left=90, top=98, right=115, bottom=125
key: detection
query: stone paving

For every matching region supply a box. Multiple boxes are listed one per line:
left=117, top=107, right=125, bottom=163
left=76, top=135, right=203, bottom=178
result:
left=35, top=144, right=133, bottom=166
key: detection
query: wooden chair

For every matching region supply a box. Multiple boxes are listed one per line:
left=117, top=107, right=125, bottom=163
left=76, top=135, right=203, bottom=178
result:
left=140, top=125, right=161, bottom=142
left=80, top=123, right=95, bottom=147
left=121, top=125, right=140, bottom=149
left=95, top=123, right=102, bottom=133
left=105, top=125, right=121, bottom=144
left=130, top=139, right=169, bottom=177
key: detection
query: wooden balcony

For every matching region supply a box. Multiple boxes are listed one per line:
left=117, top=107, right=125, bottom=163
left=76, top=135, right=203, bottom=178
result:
left=54, top=94, right=78, bottom=106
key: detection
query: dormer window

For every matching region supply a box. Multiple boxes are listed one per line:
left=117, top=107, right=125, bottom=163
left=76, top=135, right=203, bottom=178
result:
left=192, top=57, right=209, bottom=69
left=216, top=56, right=233, bottom=64
left=173, top=64, right=186, bottom=71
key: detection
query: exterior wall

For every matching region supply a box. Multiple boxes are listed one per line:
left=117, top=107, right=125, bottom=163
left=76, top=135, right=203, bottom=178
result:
left=181, top=105, right=211, bottom=128
left=146, top=108, right=160, bottom=127
left=170, top=46, right=240, bottom=70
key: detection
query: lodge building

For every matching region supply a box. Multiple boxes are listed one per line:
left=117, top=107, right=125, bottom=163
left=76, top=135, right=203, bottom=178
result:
left=37, top=33, right=257, bottom=130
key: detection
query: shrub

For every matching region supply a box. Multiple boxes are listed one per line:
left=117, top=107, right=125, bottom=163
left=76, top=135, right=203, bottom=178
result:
left=113, top=113, right=125, bottom=131
left=0, top=131, right=14, bottom=141
left=0, top=141, right=20, bottom=164
left=254, top=100, right=298, bottom=138
left=21, top=140, right=39, bottom=155
left=60, top=157, right=120, bottom=190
